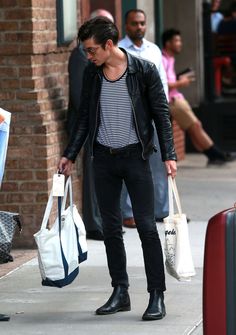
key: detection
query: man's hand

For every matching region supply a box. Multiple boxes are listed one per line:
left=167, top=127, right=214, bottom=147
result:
left=58, top=157, right=73, bottom=176
left=165, top=160, right=177, bottom=178
left=178, top=74, right=195, bottom=87
left=168, top=75, right=194, bottom=90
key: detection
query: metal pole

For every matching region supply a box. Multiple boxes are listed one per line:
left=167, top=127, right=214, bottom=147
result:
left=202, top=0, right=215, bottom=101
left=154, top=0, right=163, bottom=47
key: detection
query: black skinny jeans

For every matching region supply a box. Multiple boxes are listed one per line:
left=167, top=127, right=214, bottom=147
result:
left=93, top=143, right=166, bottom=293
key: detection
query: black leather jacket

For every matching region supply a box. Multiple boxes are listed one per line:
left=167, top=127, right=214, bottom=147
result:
left=63, top=48, right=177, bottom=162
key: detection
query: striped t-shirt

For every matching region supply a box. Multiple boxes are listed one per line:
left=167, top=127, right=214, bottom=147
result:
left=96, top=71, right=139, bottom=148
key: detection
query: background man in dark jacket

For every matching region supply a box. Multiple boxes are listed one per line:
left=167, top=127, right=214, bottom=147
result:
left=66, top=9, right=114, bottom=241
left=59, top=17, right=177, bottom=321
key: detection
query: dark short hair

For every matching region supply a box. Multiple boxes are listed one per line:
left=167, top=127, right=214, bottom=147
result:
left=124, top=9, right=146, bottom=23
left=78, top=16, right=119, bottom=47
left=162, top=28, right=181, bottom=47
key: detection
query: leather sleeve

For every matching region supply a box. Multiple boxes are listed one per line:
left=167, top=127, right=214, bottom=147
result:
left=146, top=63, right=177, bottom=161
left=63, top=66, right=91, bottom=162
left=66, top=46, right=88, bottom=137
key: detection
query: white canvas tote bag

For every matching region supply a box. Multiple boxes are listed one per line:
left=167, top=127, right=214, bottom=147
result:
left=164, top=176, right=196, bottom=281
left=34, top=176, right=87, bottom=287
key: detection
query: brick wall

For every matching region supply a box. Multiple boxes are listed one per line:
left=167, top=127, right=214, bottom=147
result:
left=0, top=0, right=82, bottom=248
left=172, top=120, right=185, bottom=161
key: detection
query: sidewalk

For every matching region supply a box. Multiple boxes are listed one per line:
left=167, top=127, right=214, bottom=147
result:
left=0, top=153, right=235, bottom=335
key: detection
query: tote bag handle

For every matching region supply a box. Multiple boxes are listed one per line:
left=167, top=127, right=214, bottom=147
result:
left=41, top=188, right=54, bottom=230
left=40, top=175, right=73, bottom=230
left=168, top=176, right=183, bottom=217
left=61, top=176, right=73, bottom=214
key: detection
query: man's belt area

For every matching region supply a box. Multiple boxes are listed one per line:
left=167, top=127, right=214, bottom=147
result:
left=94, top=142, right=141, bottom=155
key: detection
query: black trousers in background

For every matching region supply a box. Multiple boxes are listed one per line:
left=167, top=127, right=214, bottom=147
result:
left=82, top=141, right=103, bottom=234
left=93, top=143, right=166, bottom=293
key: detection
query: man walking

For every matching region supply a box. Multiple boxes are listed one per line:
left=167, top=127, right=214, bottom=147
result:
left=119, top=9, right=169, bottom=227
left=58, top=17, right=177, bottom=321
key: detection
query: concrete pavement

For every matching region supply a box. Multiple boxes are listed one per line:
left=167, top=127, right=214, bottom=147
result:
left=1, top=153, right=236, bottom=335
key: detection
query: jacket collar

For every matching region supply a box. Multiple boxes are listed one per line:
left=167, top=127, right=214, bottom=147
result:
left=121, top=48, right=137, bottom=74
left=89, top=47, right=137, bottom=76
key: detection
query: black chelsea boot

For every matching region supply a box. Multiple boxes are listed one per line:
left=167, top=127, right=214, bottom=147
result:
left=96, top=285, right=131, bottom=315
left=142, top=290, right=166, bottom=321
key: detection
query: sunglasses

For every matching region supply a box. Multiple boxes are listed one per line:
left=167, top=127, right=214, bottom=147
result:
left=83, top=46, right=101, bottom=56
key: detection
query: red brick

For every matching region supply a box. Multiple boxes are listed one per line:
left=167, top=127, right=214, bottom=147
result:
left=5, top=159, right=19, bottom=169
left=21, top=204, right=45, bottom=214
left=0, top=204, right=20, bottom=212
left=16, top=91, right=38, bottom=100
left=0, top=45, right=19, bottom=55
left=46, top=157, right=59, bottom=169
left=6, top=193, right=34, bottom=203
left=30, top=65, right=45, bottom=77
left=18, top=67, right=32, bottom=77
left=35, top=170, right=51, bottom=180
left=10, top=134, right=43, bottom=146
left=0, top=67, right=18, bottom=77
left=6, top=55, right=31, bottom=66
left=7, top=147, right=33, bottom=158
left=2, top=103, right=25, bottom=113
left=31, top=21, right=48, bottom=31
left=45, top=145, right=60, bottom=157
left=11, top=125, right=33, bottom=135
left=0, top=58, right=5, bottom=66
left=19, top=159, right=45, bottom=169
left=19, top=44, right=33, bottom=54
left=32, top=0, right=54, bottom=7
left=5, top=170, right=33, bottom=180
left=172, top=121, right=185, bottom=161
left=0, top=0, right=17, bottom=6
left=1, top=182, right=19, bottom=191
left=0, top=21, right=19, bottom=30
left=31, top=9, right=53, bottom=20
left=5, top=9, right=32, bottom=20
left=20, top=79, right=35, bottom=89
left=16, top=113, right=43, bottom=123
left=20, top=182, right=48, bottom=192
left=33, top=146, right=47, bottom=156
left=17, top=0, right=31, bottom=6
left=0, top=91, right=15, bottom=100
left=36, top=193, right=49, bottom=203
left=5, top=32, right=32, bottom=42
left=0, top=79, right=20, bottom=89
left=0, top=194, right=6, bottom=203
left=23, top=103, right=41, bottom=113
left=33, top=31, right=56, bottom=42
left=20, top=21, right=33, bottom=31
left=13, top=236, right=36, bottom=249
left=35, top=122, right=62, bottom=134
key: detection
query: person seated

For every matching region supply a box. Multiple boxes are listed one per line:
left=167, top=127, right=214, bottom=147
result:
left=162, top=28, right=234, bottom=165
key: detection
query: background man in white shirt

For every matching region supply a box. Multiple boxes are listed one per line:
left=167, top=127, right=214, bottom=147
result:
left=119, top=9, right=169, bottom=228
